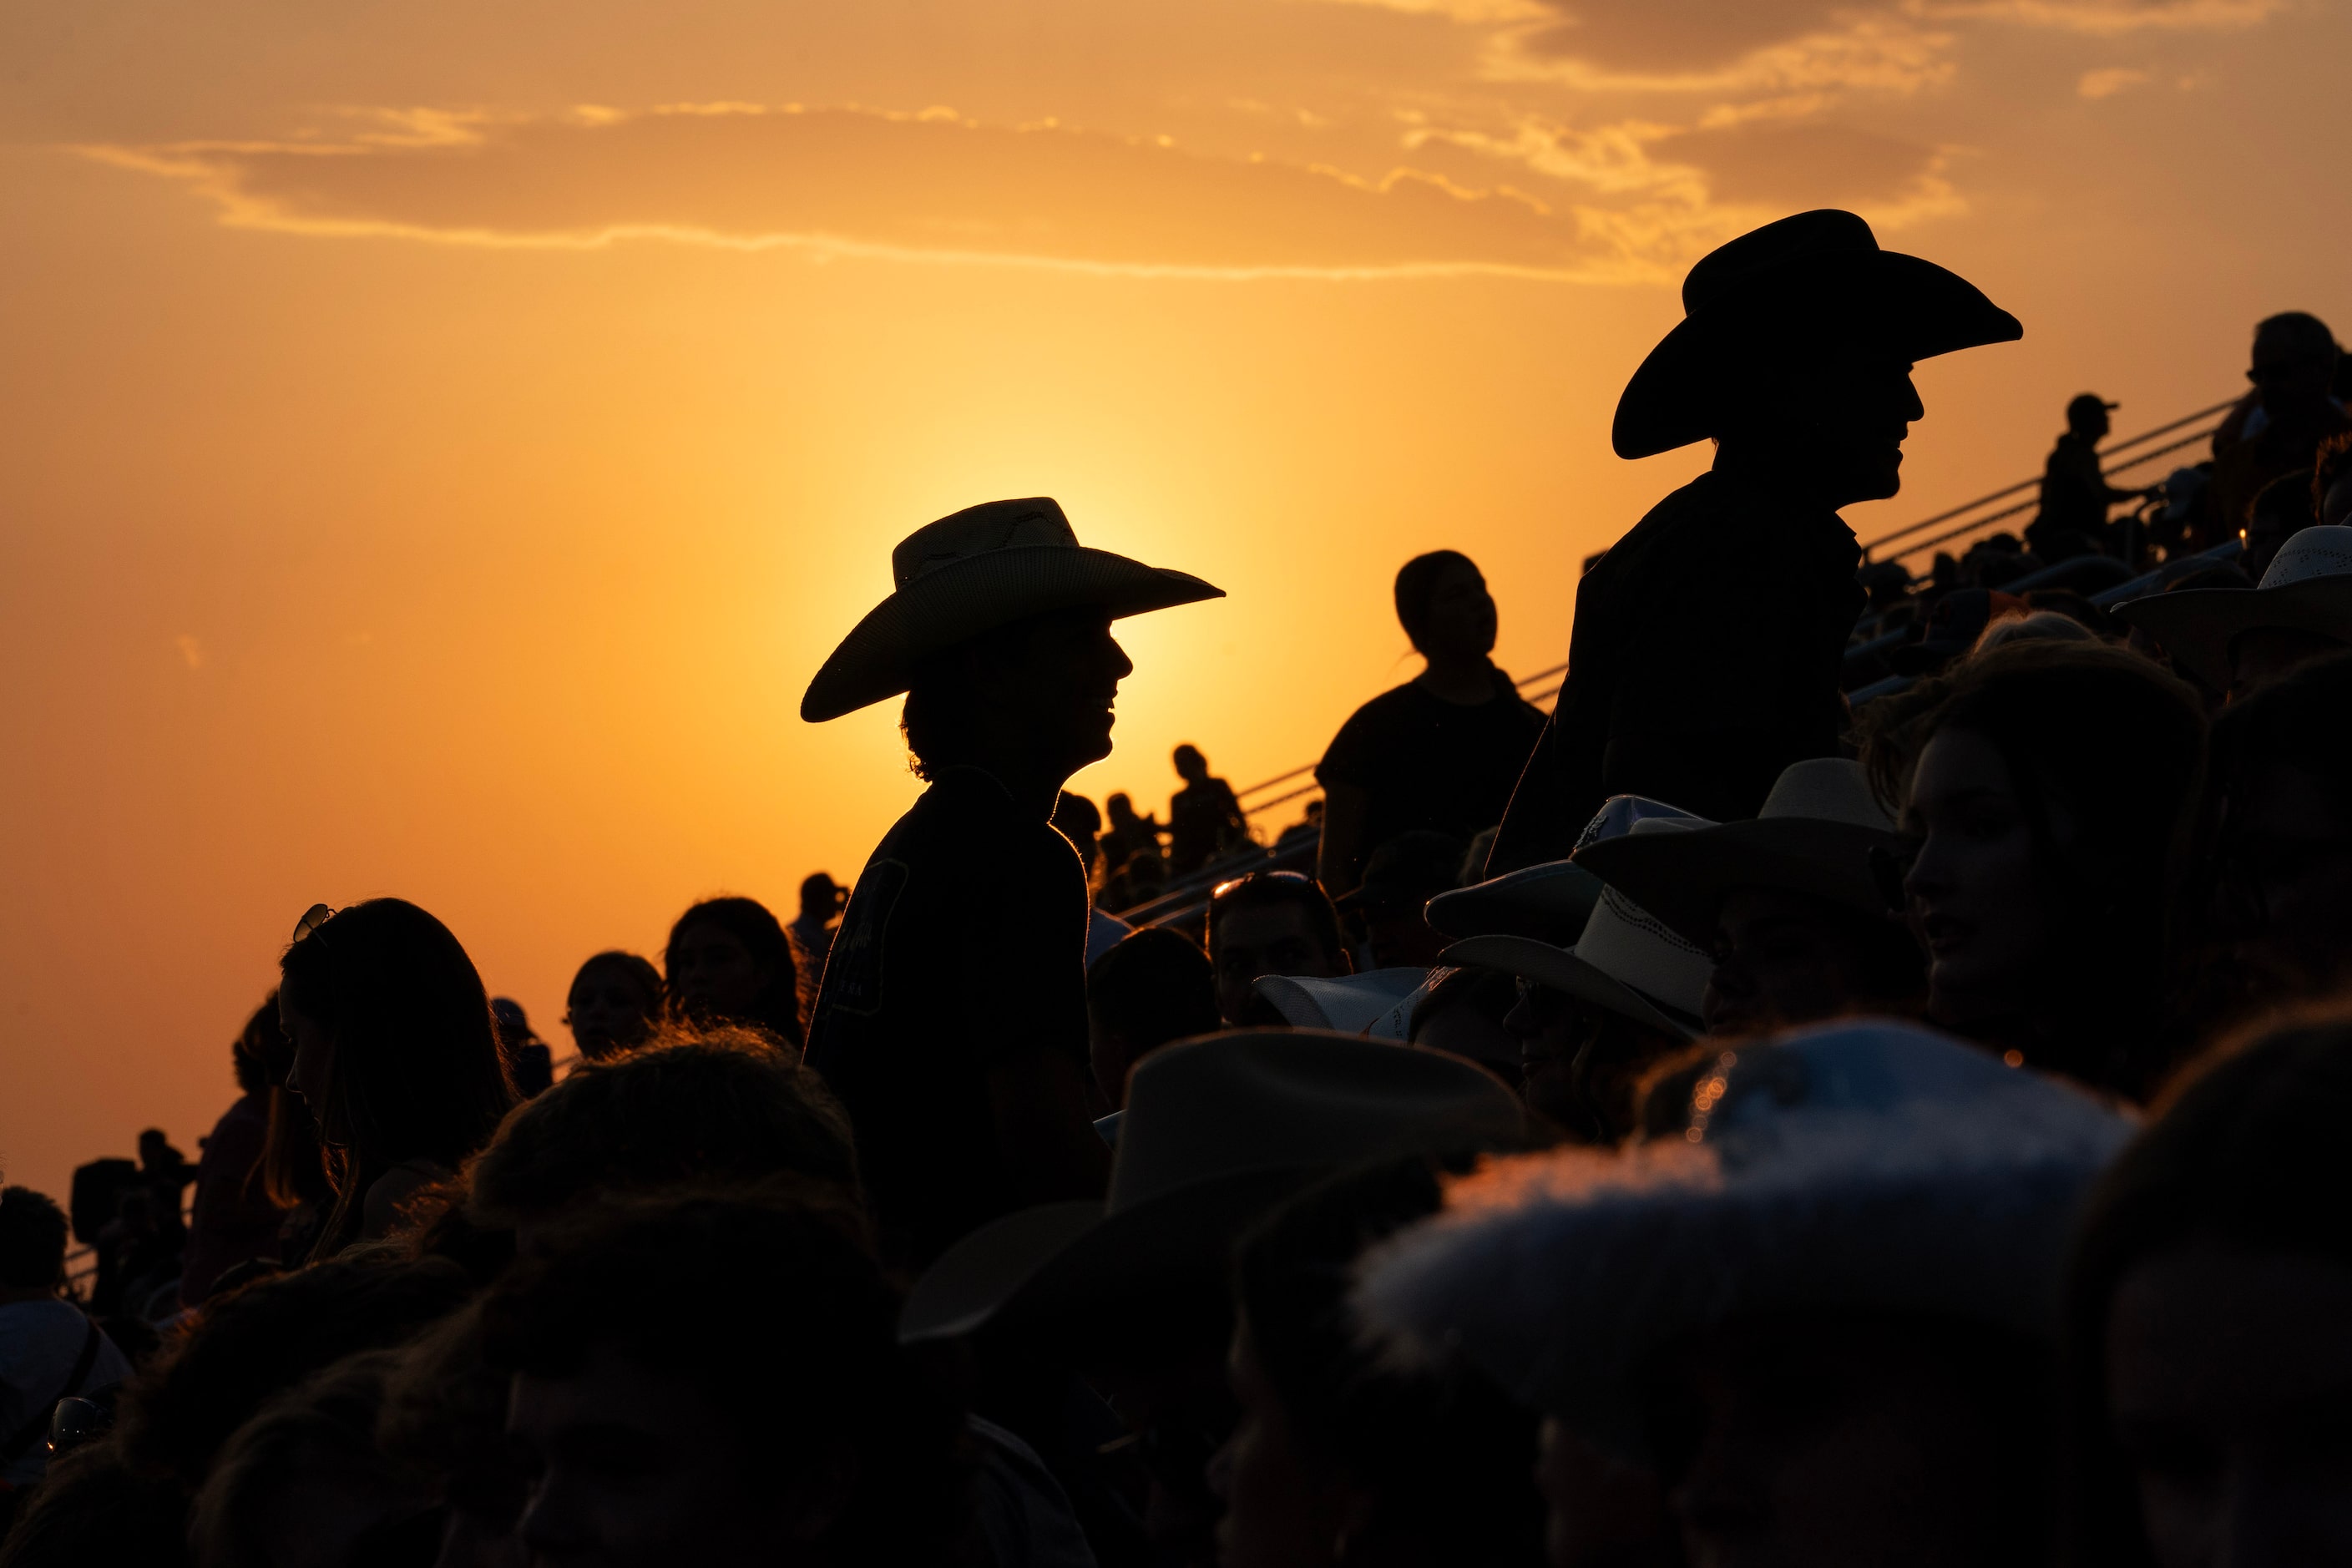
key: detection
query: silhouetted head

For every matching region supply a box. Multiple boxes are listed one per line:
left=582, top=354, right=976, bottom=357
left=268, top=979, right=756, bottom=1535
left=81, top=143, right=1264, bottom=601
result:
left=276, top=899, right=515, bottom=1242
left=562, top=950, right=663, bottom=1062
left=1106, top=792, right=1141, bottom=827
left=1207, top=872, right=1351, bottom=1025
left=1173, top=743, right=1208, bottom=781
left=2248, top=311, right=2340, bottom=417
left=797, top=873, right=845, bottom=921
left=664, top=896, right=803, bottom=1050
left=2066, top=392, right=2117, bottom=440
left=0, top=1186, right=69, bottom=1293
left=1086, top=926, right=1219, bottom=1105
left=898, top=604, right=1133, bottom=790
left=1723, top=337, right=1925, bottom=507
left=231, top=996, right=287, bottom=1096
left=1393, top=551, right=1497, bottom=662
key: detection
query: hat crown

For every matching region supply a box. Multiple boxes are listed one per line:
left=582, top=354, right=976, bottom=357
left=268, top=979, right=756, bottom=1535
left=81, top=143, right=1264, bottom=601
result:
left=891, top=497, right=1078, bottom=588
left=2257, top=524, right=2352, bottom=589
left=1110, top=1032, right=1522, bottom=1213
left=1576, top=886, right=1714, bottom=1018
left=1757, top=759, right=1896, bottom=832
left=1682, top=209, right=1879, bottom=316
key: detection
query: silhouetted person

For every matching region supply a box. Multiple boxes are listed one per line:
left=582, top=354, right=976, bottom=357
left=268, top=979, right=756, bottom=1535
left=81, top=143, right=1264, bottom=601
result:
left=789, top=873, right=847, bottom=994
left=1085, top=926, right=1218, bottom=1106
left=560, top=949, right=663, bottom=1062
left=1208, top=870, right=1352, bottom=1026
left=665, top=895, right=806, bottom=1051
left=180, top=999, right=291, bottom=1307
left=1052, top=790, right=1135, bottom=963
left=0, top=1187, right=130, bottom=1498
left=1167, top=743, right=1250, bottom=876
left=1100, top=791, right=1165, bottom=878
left=2028, top=393, right=2153, bottom=559
left=800, top=497, right=1220, bottom=1264
left=1318, top=551, right=1546, bottom=896
left=1489, top=210, right=2021, bottom=871
left=491, top=999, right=554, bottom=1097
left=2212, top=311, right=2349, bottom=535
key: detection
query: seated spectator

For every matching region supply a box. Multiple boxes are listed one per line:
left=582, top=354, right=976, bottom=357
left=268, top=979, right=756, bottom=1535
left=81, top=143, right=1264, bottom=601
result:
left=113, top=1252, right=472, bottom=1492
left=1316, top=551, right=1545, bottom=897
left=1085, top=927, right=1218, bottom=1108
left=492, top=999, right=554, bottom=1097
left=1861, top=642, right=2206, bottom=1099
left=1208, top=873, right=1352, bottom=1026
left=1404, top=966, right=1523, bottom=1078
left=1167, top=745, right=1251, bottom=877
left=1214, top=1156, right=1546, bottom=1568
left=1889, top=588, right=2029, bottom=679
left=2119, top=524, right=2352, bottom=702
left=2066, top=1014, right=2352, bottom=1568
left=2210, top=311, right=2349, bottom=536
left=664, top=895, right=806, bottom=1050
left=190, top=1348, right=435, bottom=1568
left=0, top=1189, right=131, bottom=1498
left=1053, top=792, right=1135, bottom=965
left=1100, top=792, right=1166, bottom=888
left=2197, top=650, right=2352, bottom=1013
left=1359, top=1021, right=2134, bottom=1568
left=463, top=1026, right=861, bottom=1247
left=377, top=1301, right=524, bottom=1568
left=559, top=949, right=663, bottom=1063
left=1336, top=830, right=1465, bottom=970
left=179, top=1000, right=290, bottom=1308
left=1973, top=608, right=2097, bottom=656
left=483, top=1191, right=964, bottom=1568
left=1576, top=759, right=1925, bottom=1039
left=2242, top=468, right=2319, bottom=583
left=788, top=872, right=848, bottom=993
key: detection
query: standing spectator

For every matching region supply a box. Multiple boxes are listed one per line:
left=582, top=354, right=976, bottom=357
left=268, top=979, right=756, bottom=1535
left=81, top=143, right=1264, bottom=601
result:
left=2210, top=311, right=2350, bottom=535
left=0, top=1188, right=132, bottom=1498
left=1167, top=745, right=1252, bottom=876
left=560, top=950, right=663, bottom=1063
left=1053, top=791, right=1135, bottom=964
left=800, top=497, right=1220, bottom=1265
left=2028, top=392, right=2153, bottom=560
left=788, top=873, right=848, bottom=995
left=278, top=898, right=517, bottom=1256
left=1098, top=792, right=1167, bottom=908
left=1208, top=872, right=1353, bottom=1026
left=1490, top=210, right=2021, bottom=869
left=665, top=895, right=806, bottom=1051
left=179, top=999, right=291, bottom=1308
left=1317, top=552, right=1545, bottom=896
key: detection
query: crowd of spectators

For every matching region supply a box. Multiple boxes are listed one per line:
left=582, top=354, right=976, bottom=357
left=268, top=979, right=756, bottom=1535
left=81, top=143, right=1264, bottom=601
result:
left=5, top=210, right=2352, bottom=1568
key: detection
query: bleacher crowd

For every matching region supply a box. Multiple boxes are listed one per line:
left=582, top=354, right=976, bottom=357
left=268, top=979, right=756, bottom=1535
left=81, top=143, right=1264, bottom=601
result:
left=3, top=207, right=2351, bottom=1568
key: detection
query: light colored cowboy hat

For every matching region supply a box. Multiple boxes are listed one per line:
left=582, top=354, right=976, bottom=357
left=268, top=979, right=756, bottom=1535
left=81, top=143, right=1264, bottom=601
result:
left=2112, top=524, right=2352, bottom=691
left=802, top=497, right=1223, bottom=723
left=1353, top=1020, right=2132, bottom=1425
left=1613, top=210, right=2022, bottom=460
left=1571, top=759, right=1899, bottom=948
left=1250, top=968, right=1431, bottom=1038
left=1425, top=860, right=1603, bottom=946
left=899, top=1029, right=1525, bottom=1343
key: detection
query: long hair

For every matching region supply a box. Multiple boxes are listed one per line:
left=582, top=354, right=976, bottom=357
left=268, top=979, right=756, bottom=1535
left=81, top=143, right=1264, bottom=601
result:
left=277, top=898, right=516, bottom=1256
left=664, top=896, right=806, bottom=1050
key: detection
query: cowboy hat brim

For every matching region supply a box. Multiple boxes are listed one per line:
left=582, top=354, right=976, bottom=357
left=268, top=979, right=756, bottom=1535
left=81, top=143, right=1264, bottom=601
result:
left=1572, top=819, right=1899, bottom=950
left=1613, top=250, right=2024, bottom=460
left=2112, top=577, right=2352, bottom=691
left=1439, top=934, right=1700, bottom=1041
left=802, top=545, right=1224, bottom=722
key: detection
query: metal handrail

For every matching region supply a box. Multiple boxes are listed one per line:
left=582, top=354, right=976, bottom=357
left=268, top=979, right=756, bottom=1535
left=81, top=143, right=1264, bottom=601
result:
left=1878, top=423, right=2226, bottom=567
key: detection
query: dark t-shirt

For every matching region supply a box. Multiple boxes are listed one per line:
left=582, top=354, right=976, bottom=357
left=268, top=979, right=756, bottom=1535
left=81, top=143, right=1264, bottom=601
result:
left=805, top=766, right=1092, bottom=1265
left=1488, top=469, right=1864, bottom=872
left=2032, top=432, right=2133, bottom=546
left=1317, top=670, right=1547, bottom=852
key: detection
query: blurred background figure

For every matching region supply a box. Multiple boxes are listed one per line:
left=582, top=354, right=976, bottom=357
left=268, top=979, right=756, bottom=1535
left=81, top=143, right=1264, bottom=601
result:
left=663, top=894, right=806, bottom=1051
left=1085, top=927, right=1219, bottom=1109
left=789, top=872, right=849, bottom=996
left=0, top=1186, right=132, bottom=1514
left=2026, top=392, right=2156, bottom=561
left=178, top=999, right=292, bottom=1308
left=560, top=949, right=664, bottom=1064
left=1054, top=791, right=1136, bottom=964
left=1318, top=551, right=1544, bottom=898
left=1337, top=830, right=1465, bottom=970
left=1167, top=744, right=1251, bottom=877
left=2211, top=311, right=2349, bottom=535
left=1099, top=791, right=1168, bottom=911
left=490, top=999, right=554, bottom=1098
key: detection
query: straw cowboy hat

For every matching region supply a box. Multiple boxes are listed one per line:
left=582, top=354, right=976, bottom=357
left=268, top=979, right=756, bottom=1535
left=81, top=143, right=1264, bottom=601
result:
left=1353, top=1020, right=2132, bottom=1424
left=1613, top=209, right=2022, bottom=460
left=899, top=1029, right=1525, bottom=1343
left=1425, top=859, right=1603, bottom=946
left=2113, top=524, right=2352, bottom=691
left=1250, top=969, right=1431, bottom=1038
left=802, top=497, right=1223, bottom=723
left=1571, top=759, right=1899, bottom=948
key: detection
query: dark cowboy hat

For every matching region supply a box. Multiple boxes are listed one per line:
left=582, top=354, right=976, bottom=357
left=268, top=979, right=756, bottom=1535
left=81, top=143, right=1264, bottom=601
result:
left=802, top=498, right=1222, bottom=722
left=1613, top=210, right=2023, bottom=460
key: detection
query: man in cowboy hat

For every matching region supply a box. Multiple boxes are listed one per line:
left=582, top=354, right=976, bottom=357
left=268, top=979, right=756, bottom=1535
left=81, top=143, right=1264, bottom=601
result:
left=1487, top=209, right=2021, bottom=872
left=801, top=497, right=1222, bottom=1266
left=2115, top=524, right=2352, bottom=701
left=1573, top=757, right=1925, bottom=1037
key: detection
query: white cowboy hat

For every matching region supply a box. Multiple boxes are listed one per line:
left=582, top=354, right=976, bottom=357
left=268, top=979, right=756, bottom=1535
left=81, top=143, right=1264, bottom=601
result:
left=1249, top=969, right=1431, bottom=1038
left=1571, top=759, right=1899, bottom=948
left=1425, top=860, right=1603, bottom=945
left=2113, top=524, right=2352, bottom=691
left=802, top=497, right=1223, bottom=722
left=1353, top=1020, right=2132, bottom=1425
left=898, top=1029, right=1525, bottom=1343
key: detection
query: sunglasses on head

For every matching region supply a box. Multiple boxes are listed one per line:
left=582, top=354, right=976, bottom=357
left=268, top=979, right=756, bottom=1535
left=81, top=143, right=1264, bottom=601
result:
left=1211, top=869, right=1317, bottom=902
left=291, top=903, right=336, bottom=947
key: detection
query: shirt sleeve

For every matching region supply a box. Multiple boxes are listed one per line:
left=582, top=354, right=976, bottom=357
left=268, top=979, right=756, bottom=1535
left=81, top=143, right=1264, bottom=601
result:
left=952, top=831, right=1094, bottom=1069
left=1315, top=696, right=1389, bottom=788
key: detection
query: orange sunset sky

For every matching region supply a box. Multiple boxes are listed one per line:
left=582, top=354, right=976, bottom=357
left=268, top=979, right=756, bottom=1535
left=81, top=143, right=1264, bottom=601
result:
left=3, top=0, right=2347, bottom=1201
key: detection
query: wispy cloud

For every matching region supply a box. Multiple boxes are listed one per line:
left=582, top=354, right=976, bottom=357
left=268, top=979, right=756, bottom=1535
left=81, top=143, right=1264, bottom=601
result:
left=2077, top=64, right=2155, bottom=95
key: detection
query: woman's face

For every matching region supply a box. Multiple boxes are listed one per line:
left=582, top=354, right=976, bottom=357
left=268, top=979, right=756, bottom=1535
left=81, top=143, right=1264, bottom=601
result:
left=666, top=924, right=771, bottom=1022
left=566, top=967, right=657, bottom=1060
left=1419, top=561, right=1500, bottom=662
left=2106, top=1242, right=2352, bottom=1568
left=1901, top=728, right=2056, bottom=1027
left=1210, top=1316, right=1353, bottom=1568
left=278, top=989, right=339, bottom=1141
